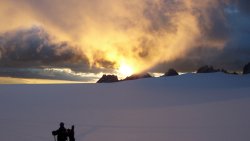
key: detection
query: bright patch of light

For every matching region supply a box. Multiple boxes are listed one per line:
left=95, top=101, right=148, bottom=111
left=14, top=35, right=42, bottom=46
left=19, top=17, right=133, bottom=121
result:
left=118, top=64, right=133, bottom=77
left=151, top=73, right=164, bottom=77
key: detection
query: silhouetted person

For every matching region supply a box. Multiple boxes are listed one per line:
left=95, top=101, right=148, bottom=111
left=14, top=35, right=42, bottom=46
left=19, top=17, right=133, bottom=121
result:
left=67, top=125, right=75, bottom=141
left=52, top=122, right=68, bottom=141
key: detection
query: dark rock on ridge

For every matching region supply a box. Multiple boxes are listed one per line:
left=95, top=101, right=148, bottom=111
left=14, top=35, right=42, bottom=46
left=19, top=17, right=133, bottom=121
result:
left=243, top=62, right=250, bottom=74
left=163, top=69, right=179, bottom=76
left=197, top=65, right=219, bottom=73
left=123, top=73, right=152, bottom=81
left=97, top=75, right=119, bottom=83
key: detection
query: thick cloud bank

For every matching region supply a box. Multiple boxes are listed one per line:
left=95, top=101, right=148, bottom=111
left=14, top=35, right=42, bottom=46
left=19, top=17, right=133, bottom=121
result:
left=0, top=27, right=114, bottom=80
left=0, top=0, right=250, bottom=80
left=0, top=27, right=87, bottom=68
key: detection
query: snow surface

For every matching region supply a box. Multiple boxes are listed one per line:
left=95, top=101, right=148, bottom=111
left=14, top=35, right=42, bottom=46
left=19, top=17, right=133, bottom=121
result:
left=0, top=72, right=250, bottom=141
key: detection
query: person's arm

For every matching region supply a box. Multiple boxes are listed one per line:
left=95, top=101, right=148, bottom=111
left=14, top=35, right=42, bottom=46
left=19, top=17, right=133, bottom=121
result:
left=52, top=130, right=58, bottom=136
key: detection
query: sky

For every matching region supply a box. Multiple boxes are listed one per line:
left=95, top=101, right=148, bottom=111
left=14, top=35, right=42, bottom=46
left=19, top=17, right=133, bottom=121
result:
left=0, top=0, right=250, bottom=82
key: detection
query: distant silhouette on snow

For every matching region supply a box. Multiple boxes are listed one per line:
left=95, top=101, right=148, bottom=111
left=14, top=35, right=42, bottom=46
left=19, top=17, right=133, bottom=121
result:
left=163, top=69, right=179, bottom=76
left=52, top=122, right=76, bottom=141
left=197, top=65, right=219, bottom=73
left=97, top=74, right=119, bottom=83
left=52, top=122, right=68, bottom=141
left=123, top=73, right=152, bottom=81
left=243, top=62, right=250, bottom=74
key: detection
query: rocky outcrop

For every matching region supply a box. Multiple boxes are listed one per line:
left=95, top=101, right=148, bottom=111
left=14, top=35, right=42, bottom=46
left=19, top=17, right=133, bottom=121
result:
left=163, top=69, right=179, bottom=76
left=197, top=65, right=219, bottom=73
left=243, top=62, right=250, bottom=74
left=123, top=73, right=152, bottom=81
left=97, top=75, right=119, bottom=83
left=220, top=69, right=239, bottom=75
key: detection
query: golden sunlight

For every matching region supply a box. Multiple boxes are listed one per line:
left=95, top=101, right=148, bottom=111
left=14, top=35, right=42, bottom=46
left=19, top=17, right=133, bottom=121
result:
left=118, top=64, right=134, bottom=77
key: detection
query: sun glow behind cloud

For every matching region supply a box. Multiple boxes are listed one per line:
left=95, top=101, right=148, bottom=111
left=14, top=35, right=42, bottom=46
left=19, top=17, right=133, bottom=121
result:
left=1, top=0, right=250, bottom=82
left=118, top=63, right=134, bottom=77
left=0, top=1, right=226, bottom=70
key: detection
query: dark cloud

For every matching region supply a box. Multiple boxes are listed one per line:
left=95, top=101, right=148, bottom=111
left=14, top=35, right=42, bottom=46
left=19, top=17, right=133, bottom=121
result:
left=195, top=5, right=230, bottom=44
left=150, top=44, right=250, bottom=73
left=93, top=59, right=116, bottom=69
left=235, top=0, right=250, bottom=14
left=0, top=27, right=116, bottom=80
left=149, top=0, right=250, bottom=73
left=0, top=26, right=88, bottom=69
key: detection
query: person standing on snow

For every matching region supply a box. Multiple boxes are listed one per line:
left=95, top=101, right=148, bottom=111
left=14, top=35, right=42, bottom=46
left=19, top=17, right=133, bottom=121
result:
left=52, top=122, right=68, bottom=141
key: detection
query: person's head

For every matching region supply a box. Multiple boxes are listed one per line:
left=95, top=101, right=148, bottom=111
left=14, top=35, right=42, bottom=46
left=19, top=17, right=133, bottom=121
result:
left=60, top=122, right=64, bottom=128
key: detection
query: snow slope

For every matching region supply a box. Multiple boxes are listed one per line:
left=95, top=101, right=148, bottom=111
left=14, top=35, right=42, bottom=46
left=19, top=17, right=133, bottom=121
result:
left=0, top=73, right=250, bottom=141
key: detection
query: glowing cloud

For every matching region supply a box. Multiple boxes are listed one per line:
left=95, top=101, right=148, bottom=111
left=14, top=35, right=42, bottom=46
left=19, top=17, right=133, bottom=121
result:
left=1, top=0, right=250, bottom=79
